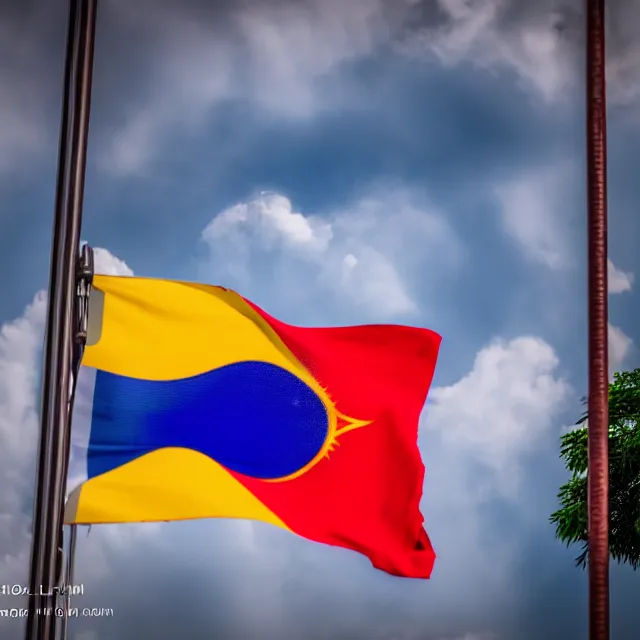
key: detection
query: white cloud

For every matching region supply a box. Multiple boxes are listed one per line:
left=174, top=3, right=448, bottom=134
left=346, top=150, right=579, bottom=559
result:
left=0, top=248, right=145, bottom=636
left=609, top=323, right=633, bottom=375
left=204, top=192, right=333, bottom=255
left=418, top=336, right=570, bottom=613
left=494, top=163, right=573, bottom=269
left=200, top=189, right=461, bottom=321
left=608, top=259, right=634, bottom=294
left=235, top=0, right=389, bottom=114
left=403, top=0, right=577, bottom=105
left=607, top=258, right=635, bottom=376
left=92, top=248, right=134, bottom=277
left=0, top=290, right=47, bottom=591
left=401, top=0, right=640, bottom=110
left=6, top=1, right=640, bottom=177
left=604, top=0, right=640, bottom=108
left=99, top=0, right=640, bottom=176
left=335, top=244, right=415, bottom=316
left=425, top=336, right=570, bottom=486
left=99, top=0, right=397, bottom=174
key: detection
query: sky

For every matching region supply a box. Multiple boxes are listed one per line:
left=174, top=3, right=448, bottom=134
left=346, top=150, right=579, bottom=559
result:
left=0, top=0, right=639, bottom=638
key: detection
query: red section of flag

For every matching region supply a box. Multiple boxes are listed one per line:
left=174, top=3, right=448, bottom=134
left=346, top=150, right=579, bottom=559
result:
left=231, top=300, right=441, bottom=578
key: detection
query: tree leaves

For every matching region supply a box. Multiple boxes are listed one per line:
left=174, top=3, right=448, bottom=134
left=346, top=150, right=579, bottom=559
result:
left=550, top=368, right=640, bottom=570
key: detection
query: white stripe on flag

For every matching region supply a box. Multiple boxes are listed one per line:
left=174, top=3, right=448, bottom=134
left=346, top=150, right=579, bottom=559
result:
left=66, top=365, right=96, bottom=497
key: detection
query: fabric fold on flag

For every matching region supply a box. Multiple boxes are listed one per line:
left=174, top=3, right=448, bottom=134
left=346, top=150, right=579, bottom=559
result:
left=65, top=275, right=441, bottom=578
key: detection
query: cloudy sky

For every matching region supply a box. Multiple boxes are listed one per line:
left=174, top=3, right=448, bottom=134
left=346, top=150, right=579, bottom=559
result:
left=1, top=0, right=640, bottom=638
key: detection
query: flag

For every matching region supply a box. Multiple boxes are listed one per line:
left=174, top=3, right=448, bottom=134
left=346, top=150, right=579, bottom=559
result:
left=64, top=275, right=441, bottom=578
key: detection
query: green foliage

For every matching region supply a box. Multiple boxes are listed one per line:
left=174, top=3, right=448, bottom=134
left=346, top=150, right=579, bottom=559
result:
left=550, top=368, right=640, bottom=569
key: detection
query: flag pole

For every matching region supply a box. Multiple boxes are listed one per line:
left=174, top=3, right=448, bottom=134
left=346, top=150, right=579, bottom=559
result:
left=586, top=1, right=609, bottom=639
left=58, top=524, right=78, bottom=640
left=25, top=1, right=98, bottom=639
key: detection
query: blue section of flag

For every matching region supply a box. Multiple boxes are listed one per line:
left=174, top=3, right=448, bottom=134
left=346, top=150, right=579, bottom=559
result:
left=87, top=361, right=329, bottom=480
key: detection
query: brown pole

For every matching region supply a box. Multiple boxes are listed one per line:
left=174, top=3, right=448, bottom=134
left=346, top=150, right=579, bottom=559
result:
left=586, top=0, right=609, bottom=639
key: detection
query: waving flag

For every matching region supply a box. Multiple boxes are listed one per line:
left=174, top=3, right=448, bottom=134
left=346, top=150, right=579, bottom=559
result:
left=64, top=275, right=441, bottom=578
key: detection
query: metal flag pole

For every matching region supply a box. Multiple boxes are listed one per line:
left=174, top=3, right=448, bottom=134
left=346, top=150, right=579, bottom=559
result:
left=585, top=1, right=610, bottom=639
left=25, top=1, right=98, bottom=639
left=58, top=525, right=78, bottom=640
